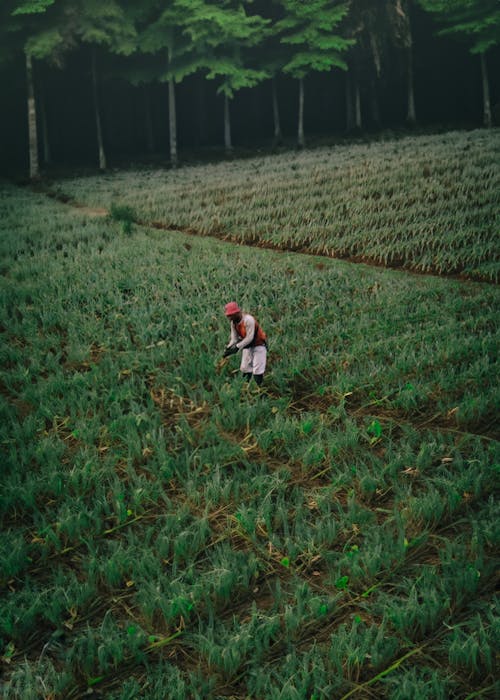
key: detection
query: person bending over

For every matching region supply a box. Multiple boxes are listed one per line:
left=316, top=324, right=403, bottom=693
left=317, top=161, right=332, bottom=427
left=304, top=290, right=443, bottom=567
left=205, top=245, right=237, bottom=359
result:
left=222, top=301, right=267, bottom=385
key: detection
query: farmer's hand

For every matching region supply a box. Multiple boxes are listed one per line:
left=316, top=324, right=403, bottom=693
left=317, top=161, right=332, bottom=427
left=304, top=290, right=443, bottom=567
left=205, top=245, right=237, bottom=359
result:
left=223, top=345, right=239, bottom=358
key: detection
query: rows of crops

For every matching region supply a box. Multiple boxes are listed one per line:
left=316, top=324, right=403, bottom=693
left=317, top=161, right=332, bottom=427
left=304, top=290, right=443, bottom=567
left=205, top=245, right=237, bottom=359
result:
left=55, top=129, right=500, bottom=282
left=0, top=182, right=500, bottom=700
left=1, top=182, right=499, bottom=699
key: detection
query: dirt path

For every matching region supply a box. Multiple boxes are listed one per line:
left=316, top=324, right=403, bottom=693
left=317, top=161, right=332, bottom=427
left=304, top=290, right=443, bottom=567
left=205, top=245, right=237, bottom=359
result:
left=43, top=188, right=107, bottom=217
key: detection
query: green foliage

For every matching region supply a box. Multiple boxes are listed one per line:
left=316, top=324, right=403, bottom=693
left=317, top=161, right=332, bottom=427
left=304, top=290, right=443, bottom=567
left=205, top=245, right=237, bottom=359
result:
left=109, top=202, right=136, bottom=235
left=12, top=0, right=55, bottom=15
left=24, top=26, right=66, bottom=60
left=68, top=611, right=147, bottom=677
left=177, top=0, right=270, bottom=97
left=207, top=61, right=269, bottom=96
left=67, top=0, right=137, bottom=56
left=446, top=604, right=498, bottom=677
left=136, top=0, right=206, bottom=84
left=2, top=657, right=72, bottom=699
left=276, top=0, right=352, bottom=79
left=417, top=0, right=500, bottom=54
left=8, top=0, right=136, bottom=66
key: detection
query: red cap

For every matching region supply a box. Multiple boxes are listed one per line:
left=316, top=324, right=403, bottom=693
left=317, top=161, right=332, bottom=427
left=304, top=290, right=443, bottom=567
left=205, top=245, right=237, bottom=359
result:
left=224, top=301, right=241, bottom=316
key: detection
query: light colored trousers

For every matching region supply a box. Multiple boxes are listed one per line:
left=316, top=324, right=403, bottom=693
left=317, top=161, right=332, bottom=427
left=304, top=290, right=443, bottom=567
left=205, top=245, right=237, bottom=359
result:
left=240, top=345, right=267, bottom=376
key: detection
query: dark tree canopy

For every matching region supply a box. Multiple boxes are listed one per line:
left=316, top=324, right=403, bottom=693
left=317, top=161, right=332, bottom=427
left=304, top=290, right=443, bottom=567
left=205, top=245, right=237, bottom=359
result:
left=1, top=0, right=499, bottom=176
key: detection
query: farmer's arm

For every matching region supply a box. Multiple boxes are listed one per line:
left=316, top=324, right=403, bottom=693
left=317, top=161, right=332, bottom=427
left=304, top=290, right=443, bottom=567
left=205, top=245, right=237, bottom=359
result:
left=236, top=315, right=255, bottom=350
left=228, top=323, right=238, bottom=347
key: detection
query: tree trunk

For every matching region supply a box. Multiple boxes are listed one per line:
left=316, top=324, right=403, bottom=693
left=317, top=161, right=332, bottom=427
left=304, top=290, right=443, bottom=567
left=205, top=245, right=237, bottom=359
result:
left=272, top=77, right=282, bottom=145
left=168, top=78, right=178, bottom=166
left=26, top=53, right=39, bottom=180
left=401, top=0, right=417, bottom=126
left=40, top=78, right=51, bottom=166
left=195, top=78, right=207, bottom=146
left=345, top=69, right=354, bottom=132
left=370, top=32, right=382, bottom=79
left=480, top=52, right=492, bottom=128
left=224, top=94, right=232, bottom=153
left=369, top=28, right=381, bottom=128
left=297, top=77, right=305, bottom=148
left=91, top=47, right=106, bottom=171
left=354, top=78, right=362, bottom=130
left=144, top=85, right=155, bottom=153
left=406, top=44, right=416, bottom=125
left=370, top=78, right=380, bottom=127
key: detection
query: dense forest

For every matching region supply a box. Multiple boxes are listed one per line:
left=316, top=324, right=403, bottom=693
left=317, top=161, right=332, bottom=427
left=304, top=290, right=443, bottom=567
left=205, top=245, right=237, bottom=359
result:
left=1, top=0, right=499, bottom=178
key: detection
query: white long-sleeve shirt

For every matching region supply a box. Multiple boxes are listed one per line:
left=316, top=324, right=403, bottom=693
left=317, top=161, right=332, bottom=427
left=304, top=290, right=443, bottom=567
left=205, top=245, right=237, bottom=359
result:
left=229, top=313, right=257, bottom=350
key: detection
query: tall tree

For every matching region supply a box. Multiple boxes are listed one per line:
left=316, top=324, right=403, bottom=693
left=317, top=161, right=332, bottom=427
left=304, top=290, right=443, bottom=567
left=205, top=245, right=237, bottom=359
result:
left=63, top=0, right=136, bottom=169
left=137, top=1, right=206, bottom=167
left=249, top=36, right=287, bottom=144
left=4, top=0, right=60, bottom=179
left=275, top=0, right=352, bottom=146
left=388, top=0, right=417, bottom=125
left=181, top=0, right=270, bottom=153
left=342, top=1, right=417, bottom=129
left=38, top=73, right=51, bottom=164
left=342, top=1, right=375, bottom=131
left=417, top=0, right=500, bottom=126
left=249, top=2, right=289, bottom=145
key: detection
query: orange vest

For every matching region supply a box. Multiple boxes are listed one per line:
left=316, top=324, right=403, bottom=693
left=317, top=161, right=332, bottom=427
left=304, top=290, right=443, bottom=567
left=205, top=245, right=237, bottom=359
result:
left=234, top=316, right=267, bottom=346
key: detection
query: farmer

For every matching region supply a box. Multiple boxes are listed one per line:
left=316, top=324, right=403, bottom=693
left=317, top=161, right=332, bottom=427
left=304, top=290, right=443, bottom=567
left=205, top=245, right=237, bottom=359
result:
left=222, top=301, right=267, bottom=385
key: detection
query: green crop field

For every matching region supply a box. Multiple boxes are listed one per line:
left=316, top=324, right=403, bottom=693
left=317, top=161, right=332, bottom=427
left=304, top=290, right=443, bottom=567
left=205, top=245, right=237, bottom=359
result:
left=56, top=128, right=500, bottom=283
left=1, top=129, right=499, bottom=699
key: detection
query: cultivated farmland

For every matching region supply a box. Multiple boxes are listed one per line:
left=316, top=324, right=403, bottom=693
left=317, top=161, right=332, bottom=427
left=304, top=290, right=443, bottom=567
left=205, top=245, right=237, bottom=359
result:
left=56, top=128, right=500, bottom=282
left=1, top=130, right=499, bottom=699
